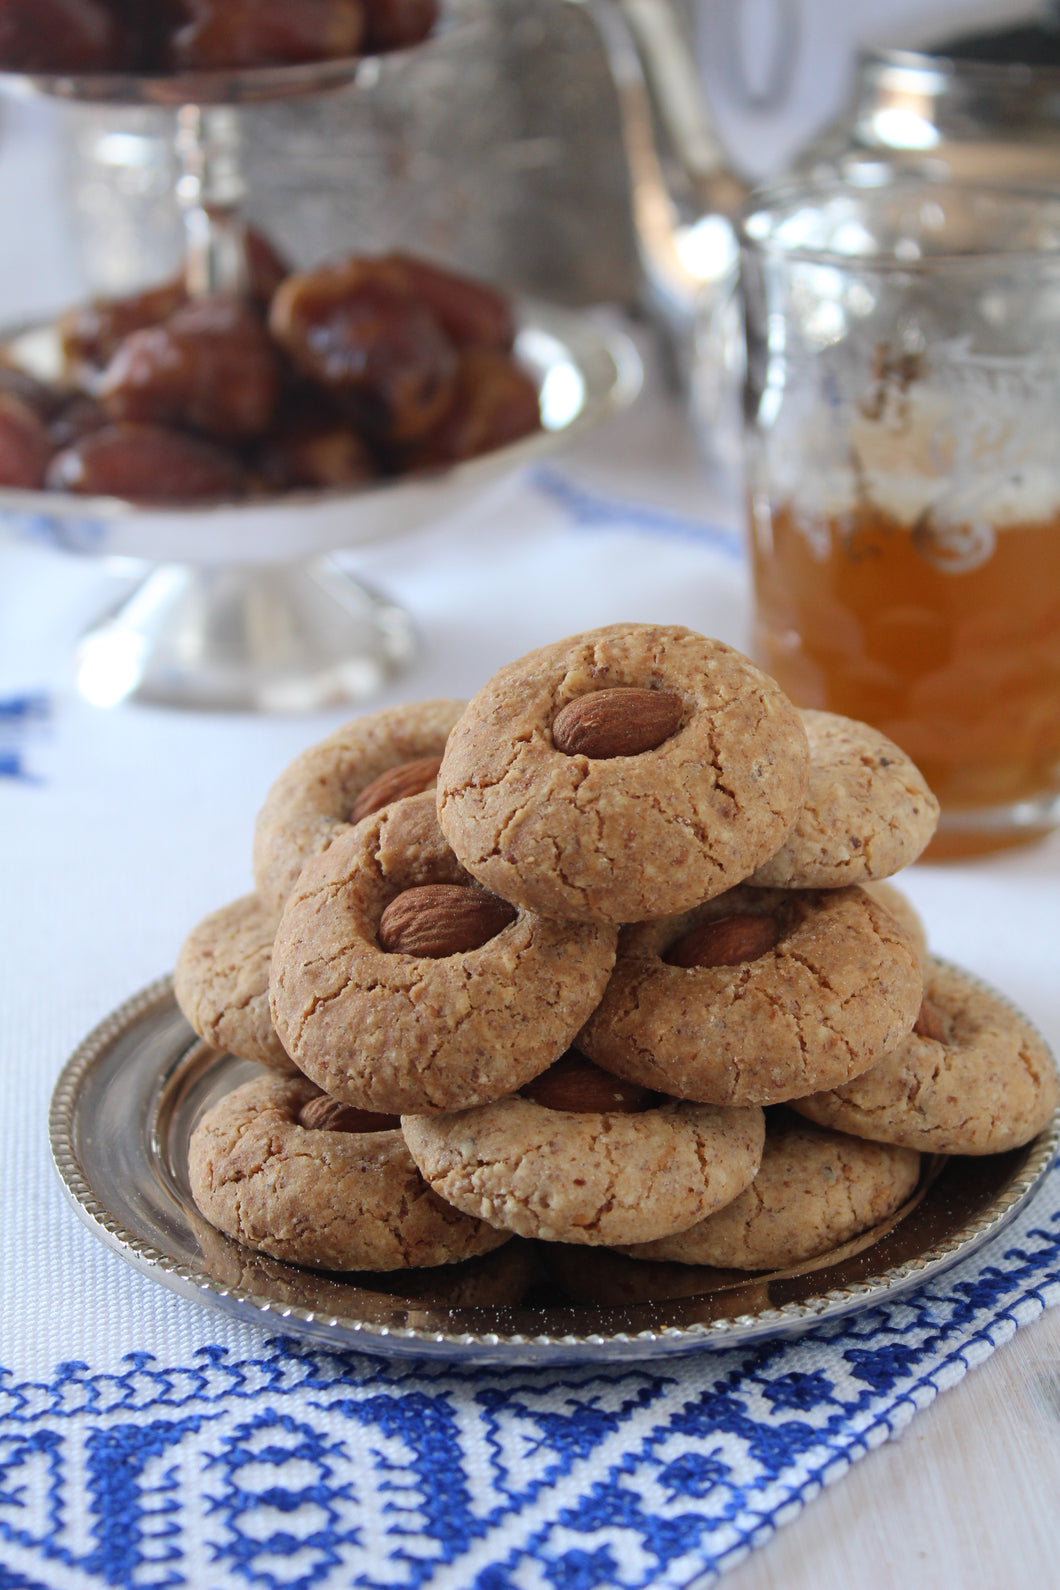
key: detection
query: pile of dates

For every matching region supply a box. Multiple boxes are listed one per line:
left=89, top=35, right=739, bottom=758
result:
left=0, top=0, right=438, bottom=74
left=0, top=236, right=542, bottom=505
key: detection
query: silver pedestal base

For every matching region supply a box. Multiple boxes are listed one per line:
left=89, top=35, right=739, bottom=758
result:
left=74, top=560, right=417, bottom=713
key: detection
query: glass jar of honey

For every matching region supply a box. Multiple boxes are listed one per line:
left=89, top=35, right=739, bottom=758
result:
left=740, top=174, right=1060, bottom=857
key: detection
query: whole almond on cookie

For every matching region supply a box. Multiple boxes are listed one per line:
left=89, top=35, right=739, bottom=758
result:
left=552, top=687, right=683, bottom=759
left=378, top=883, right=517, bottom=957
left=520, top=1052, right=659, bottom=1113
left=297, top=1095, right=401, bottom=1133
left=348, top=755, right=443, bottom=825
left=664, top=913, right=780, bottom=969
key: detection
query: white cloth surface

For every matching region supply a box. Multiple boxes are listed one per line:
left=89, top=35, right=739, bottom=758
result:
left=0, top=352, right=752, bottom=1367
left=1, top=346, right=1058, bottom=1589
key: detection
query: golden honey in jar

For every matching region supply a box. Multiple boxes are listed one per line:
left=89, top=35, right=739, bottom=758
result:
left=751, top=501, right=1060, bottom=854
left=738, top=175, right=1060, bottom=855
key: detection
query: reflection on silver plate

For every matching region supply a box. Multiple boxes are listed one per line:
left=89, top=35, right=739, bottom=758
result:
left=49, top=973, right=1059, bottom=1367
left=0, top=304, right=642, bottom=566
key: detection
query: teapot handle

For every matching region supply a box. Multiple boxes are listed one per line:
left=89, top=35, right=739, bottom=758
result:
left=603, top=0, right=749, bottom=221
left=567, top=0, right=748, bottom=372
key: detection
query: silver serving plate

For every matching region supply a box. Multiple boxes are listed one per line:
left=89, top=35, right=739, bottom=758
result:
left=49, top=971, right=1060, bottom=1367
left=1, top=305, right=641, bottom=711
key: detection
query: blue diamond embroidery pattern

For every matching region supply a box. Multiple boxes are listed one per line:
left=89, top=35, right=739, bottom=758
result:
left=0, top=1189, right=1054, bottom=1589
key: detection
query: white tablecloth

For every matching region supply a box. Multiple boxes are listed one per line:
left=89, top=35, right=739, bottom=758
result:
left=2, top=344, right=1058, bottom=1589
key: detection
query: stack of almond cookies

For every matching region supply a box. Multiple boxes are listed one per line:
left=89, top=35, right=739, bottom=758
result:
left=178, top=623, right=1059, bottom=1301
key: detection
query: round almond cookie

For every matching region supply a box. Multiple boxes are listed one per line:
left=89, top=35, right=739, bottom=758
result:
left=621, top=1114, right=921, bottom=1269
left=750, top=710, right=939, bottom=889
left=401, top=1056, right=765, bottom=1247
left=269, top=791, right=618, bottom=1114
left=578, top=883, right=923, bottom=1106
left=253, top=698, right=465, bottom=915
left=188, top=1073, right=509, bottom=1272
left=436, top=623, right=810, bottom=924
left=174, top=894, right=295, bottom=1072
left=791, top=961, right=1060, bottom=1154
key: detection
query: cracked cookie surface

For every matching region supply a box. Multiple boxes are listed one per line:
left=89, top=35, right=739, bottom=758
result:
left=750, top=710, right=939, bottom=888
left=621, top=1113, right=920, bottom=1268
left=578, top=883, right=923, bottom=1106
left=401, top=1095, right=765, bottom=1246
left=174, top=894, right=295, bottom=1071
left=862, top=879, right=930, bottom=969
left=436, top=623, right=810, bottom=924
left=791, top=961, right=1060, bottom=1154
left=269, top=791, right=617, bottom=1114
left=253, top=698, right=465, bottom=915
left=188, top=1073, right=509, bottom=1271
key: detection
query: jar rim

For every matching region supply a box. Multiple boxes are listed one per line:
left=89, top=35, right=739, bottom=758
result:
left=738, top=173, right=1060, bottom=270
left=861, top=42, right=1060, bottom=89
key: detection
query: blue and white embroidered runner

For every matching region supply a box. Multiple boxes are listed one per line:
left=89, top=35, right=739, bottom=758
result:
left=0, top=1173, right=1057, bottom=1590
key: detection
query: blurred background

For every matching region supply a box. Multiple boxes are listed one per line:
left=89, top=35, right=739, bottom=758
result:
left=0, top=0, right=1046, bottom=326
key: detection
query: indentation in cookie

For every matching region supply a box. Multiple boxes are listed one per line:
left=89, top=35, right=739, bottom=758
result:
left=348, top=754, right=443, bottom=825
left=296, top=1093, right=401, bottom=1133
left=551, top=687, right=684, bottom=759
left=518, top=1050, right=660, bottom=1113
left=378, top=882, right=517, bottom=957
left=663, top=912, right=780, bottom=969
